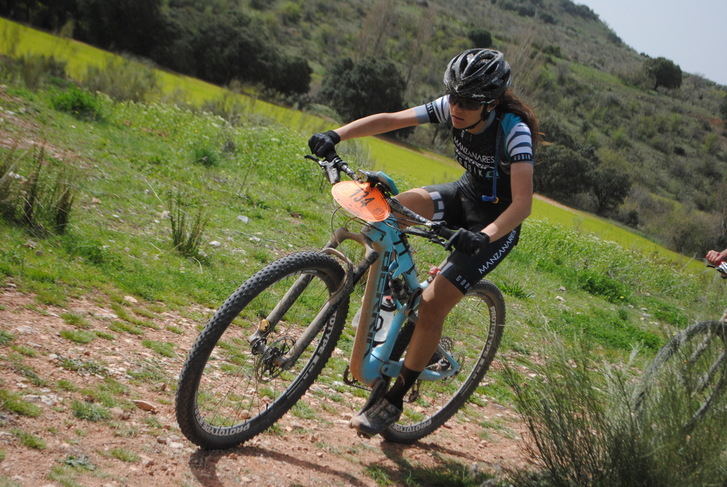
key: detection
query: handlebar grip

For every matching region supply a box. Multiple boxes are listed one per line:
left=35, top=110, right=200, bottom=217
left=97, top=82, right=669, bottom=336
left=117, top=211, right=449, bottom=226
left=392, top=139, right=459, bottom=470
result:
left=433, top=224, right=457, bottom=240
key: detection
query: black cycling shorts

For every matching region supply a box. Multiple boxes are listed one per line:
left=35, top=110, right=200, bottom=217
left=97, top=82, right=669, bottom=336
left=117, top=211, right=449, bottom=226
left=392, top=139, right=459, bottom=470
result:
left=424, top=181, right=520, bottom=294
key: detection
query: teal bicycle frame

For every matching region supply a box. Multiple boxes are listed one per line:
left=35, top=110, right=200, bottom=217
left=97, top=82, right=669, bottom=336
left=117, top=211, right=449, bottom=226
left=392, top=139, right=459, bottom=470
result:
left=323, top=171, right=461, bottom=387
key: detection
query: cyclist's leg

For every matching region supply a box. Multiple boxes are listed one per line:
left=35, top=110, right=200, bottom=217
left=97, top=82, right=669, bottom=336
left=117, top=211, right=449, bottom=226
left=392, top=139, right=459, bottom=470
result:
left=403, top=275, right=463, bottom=370
left=403, top=227, right=519, bottom=370
left=394, top=188, right=435, bottom=221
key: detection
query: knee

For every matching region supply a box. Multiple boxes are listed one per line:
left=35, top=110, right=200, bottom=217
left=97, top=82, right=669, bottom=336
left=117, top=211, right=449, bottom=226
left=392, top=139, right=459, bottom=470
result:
left=418, top=295, right=451, bottom=325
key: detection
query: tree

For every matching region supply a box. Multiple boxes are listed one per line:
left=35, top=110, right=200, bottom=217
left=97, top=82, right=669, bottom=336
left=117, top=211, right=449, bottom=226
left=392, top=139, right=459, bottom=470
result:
left=719, top=93, right=727, bottom=121
left=319, top=57, right=406, bottom=123
left=591, top=166, right=631, bottom=215
left=644, top=57, right=682, bottom=90
left=533, top=144, right=594, bottom=200
left=467, top=28, right=492, bottom=48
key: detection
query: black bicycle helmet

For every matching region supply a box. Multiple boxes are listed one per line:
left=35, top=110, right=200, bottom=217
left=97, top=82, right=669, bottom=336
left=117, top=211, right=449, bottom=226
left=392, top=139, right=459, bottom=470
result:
left=443, top=49, right=512, bottom=102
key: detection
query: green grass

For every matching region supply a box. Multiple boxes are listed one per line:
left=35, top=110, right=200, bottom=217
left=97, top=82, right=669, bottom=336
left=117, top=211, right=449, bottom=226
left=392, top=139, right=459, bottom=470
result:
left=59, top=329, right=96, bottom=344
left=141, top=340, right=175, bottom=358
left=11, top=429, right=45, bottom=449
left=60, top=312, right=90, bottom=328
left=0, top=330, right=13, bottom=346
left=71, top=400, right=110, bottom=422
left=107, top=447, right=139, bottom=463
left=0, top=389, right=42, bottom=417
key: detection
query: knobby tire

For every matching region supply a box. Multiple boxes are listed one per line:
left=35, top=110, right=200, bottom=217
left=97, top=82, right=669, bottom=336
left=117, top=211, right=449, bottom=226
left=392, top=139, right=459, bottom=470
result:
left=382, top=280, right=506, bottom=443
left=175, top=251, right=349, bottom=449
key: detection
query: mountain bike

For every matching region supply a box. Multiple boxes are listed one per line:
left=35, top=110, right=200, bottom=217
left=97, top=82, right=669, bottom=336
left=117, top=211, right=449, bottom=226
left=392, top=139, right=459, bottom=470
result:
left=634, top=264, right=727, bottom=432
left=175, top=152, right=506, bottom=449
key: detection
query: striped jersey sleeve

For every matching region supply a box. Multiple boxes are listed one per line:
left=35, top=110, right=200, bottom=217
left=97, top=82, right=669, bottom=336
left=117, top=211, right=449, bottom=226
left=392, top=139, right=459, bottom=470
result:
left=413, top=96, right=451, bottom=124
left=501, top=113, right=533, bottom=163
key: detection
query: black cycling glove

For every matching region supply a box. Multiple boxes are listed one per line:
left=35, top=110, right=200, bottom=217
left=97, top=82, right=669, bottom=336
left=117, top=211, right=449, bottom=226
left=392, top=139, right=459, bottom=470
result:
left=446, top=229, right=490, bottom=255
left=308, top=130, right=341, bottom=158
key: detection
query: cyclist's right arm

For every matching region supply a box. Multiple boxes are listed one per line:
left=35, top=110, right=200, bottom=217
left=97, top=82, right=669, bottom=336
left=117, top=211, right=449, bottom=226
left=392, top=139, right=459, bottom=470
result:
left=335, top=108, right=421, bottom=141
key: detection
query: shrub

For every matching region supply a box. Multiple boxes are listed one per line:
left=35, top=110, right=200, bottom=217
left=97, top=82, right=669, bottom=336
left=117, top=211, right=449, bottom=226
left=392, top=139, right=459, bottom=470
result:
left=83, top=57, right=159, bottom=102
left=0, top=146, right=77, bottom=235
left=319, top=57, right=406, bottom=125
left=191, top=144, right=220, bottom=167
left=644, top=57, right=682, bottom=90
left=13, top=54, right=67, bottom=90
left=50, top=85, right=102, bottom=121
left=467, top=28, right=492, bottom=48
left=719, top=93, right=727, bottom=121
left=71, top=400, right=110, bottom=422
left=167, top=190, right=209, bottom=259
left=504, top=334, right=727, bottom=487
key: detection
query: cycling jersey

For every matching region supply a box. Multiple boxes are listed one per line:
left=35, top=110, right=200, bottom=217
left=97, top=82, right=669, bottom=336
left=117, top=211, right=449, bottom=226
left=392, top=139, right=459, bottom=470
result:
left=411, top=96, right=535, bottom=292
left=414, top=96, right=534, bottom=217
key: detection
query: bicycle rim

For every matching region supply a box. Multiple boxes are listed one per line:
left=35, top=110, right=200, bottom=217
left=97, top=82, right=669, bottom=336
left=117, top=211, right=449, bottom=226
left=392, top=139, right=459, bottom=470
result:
left=383, top=280, right=505, bottom=443
left=176, top=252, right=348, bottom=449
left=637, top=320, right=727, bottom=432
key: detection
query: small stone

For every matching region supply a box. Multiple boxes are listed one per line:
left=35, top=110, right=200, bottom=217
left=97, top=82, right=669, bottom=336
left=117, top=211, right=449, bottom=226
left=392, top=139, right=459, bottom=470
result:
left=168, top=441, right=184, bottom=449
left=132, top=400, right=158, bottom=413
left=209, top=241, right=222, bottom=248
left=237, top=215, right=250, bottom=223
left=94, top=310, right=118, bottom=320
left=123, top=296, right=138, bottom=304
left=555, top=295, right=565, bottom=302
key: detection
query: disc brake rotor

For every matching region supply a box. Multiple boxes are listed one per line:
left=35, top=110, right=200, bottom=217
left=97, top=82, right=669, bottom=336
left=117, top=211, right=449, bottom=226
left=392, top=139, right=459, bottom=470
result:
left=254, top=336, right=295, bottom=382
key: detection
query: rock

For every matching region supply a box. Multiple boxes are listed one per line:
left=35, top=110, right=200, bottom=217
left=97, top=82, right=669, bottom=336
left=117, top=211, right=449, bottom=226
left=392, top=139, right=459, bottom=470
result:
left=123, top=296, right=139, bottom=304
left=168, top=441, right=184, bottom=449
left=209, top=241, right=222, bottom=248
left=237, top=215, right=250, bottom=223
left=94, top=310, right=118, bottom=320
left=132, top=400, right=158, bottom=413
left=555, top=295, right=565, bottom=302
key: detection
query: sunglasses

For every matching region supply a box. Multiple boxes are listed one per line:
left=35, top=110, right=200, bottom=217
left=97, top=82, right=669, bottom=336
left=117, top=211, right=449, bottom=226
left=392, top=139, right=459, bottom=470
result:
left=448, top=94, right=485, bottom=110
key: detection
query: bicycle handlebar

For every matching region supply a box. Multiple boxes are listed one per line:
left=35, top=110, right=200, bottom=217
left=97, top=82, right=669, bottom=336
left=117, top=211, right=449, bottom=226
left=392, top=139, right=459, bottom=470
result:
left=306, top=152, right=459, bottom=246
left=707, top=261, right=727, bottom=279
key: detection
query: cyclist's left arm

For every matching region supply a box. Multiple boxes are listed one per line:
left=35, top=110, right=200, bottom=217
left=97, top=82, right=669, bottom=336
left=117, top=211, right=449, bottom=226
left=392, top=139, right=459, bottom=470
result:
left=706, top=248, right=727, bottom=265
left=480, top=163, right=533, bottom=242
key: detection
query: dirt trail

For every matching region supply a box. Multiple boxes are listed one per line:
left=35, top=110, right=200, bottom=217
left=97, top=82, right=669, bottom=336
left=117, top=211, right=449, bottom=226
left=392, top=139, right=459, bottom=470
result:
left=0, top=284, right=530, bottom=486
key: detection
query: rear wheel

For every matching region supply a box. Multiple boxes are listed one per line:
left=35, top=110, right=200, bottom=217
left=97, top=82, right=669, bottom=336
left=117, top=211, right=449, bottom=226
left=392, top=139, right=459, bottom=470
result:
left=175, top=252, right=349, bottom=449
left=382, top=280, right=505, bottom=443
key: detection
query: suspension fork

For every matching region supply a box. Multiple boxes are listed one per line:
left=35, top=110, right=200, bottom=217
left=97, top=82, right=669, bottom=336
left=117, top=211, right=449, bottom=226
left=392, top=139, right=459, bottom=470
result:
left=259, top=228, right=378, bottom=369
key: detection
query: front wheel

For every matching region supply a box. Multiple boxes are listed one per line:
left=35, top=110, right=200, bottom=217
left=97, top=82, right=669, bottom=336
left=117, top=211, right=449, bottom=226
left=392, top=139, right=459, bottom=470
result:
left=382, top=280, right=505, bottom=443
left=175, top=251, right=349, bottom=449
left=635, top=319, right=727, bottom=432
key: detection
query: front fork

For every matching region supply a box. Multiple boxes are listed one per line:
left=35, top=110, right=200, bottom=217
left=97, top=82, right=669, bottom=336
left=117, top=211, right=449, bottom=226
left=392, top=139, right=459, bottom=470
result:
left=247, top=228, right=377, bottom=370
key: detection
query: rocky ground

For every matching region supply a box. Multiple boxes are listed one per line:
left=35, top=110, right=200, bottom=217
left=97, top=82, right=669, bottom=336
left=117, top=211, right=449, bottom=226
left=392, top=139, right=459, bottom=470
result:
left=0, top=283, right=532, bottom=486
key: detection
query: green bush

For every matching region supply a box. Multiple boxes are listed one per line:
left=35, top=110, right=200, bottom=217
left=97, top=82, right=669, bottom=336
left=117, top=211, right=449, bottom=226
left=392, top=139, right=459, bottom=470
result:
left=504, top=334, right=727, bottom=487
left=82, top=57, right=159, bottom=102
left=191, top=144, right=220, bottom=167
left=0, top=146, right=77, bottom=235
left=167, top=190, right=209, bottom=259
left=50, top=85, right=102, bottom=121
left=71, top=400, right=110, bottom=422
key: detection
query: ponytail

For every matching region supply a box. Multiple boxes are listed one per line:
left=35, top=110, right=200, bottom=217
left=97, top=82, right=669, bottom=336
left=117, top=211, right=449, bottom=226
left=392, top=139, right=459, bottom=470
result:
left=496, top=89, right=540, bottom=146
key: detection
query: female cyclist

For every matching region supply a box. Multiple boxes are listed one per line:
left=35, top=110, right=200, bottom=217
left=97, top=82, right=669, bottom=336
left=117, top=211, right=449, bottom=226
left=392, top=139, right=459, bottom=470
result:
left=308, top=48, right=539, bottom=436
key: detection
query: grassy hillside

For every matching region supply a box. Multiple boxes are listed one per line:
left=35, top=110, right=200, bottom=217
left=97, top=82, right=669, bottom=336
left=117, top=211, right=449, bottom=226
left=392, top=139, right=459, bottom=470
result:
left=0, top=17, right=706, bottom=270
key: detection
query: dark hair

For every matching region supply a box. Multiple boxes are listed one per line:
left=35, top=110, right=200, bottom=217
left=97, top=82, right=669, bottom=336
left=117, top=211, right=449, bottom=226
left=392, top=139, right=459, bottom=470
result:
left=496, top=89, right=540, bottom=146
